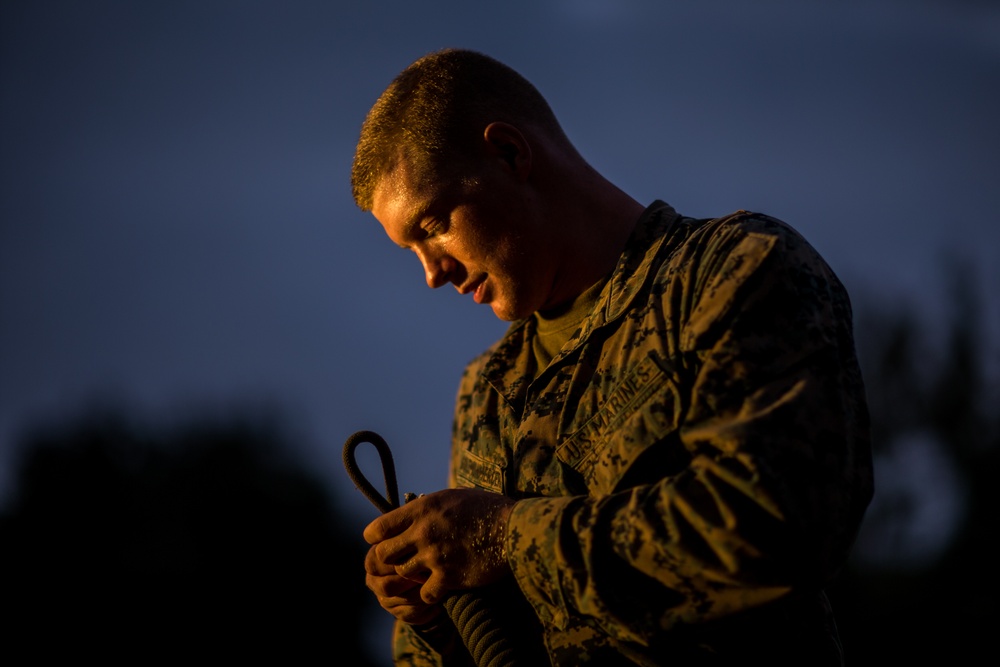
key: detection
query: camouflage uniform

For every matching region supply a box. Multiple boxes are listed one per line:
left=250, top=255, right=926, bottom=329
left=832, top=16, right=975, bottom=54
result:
left=394, top=201, right=874, bottom=666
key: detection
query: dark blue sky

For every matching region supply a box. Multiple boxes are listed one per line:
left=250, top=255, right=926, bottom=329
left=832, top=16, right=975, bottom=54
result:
left=3, top=1, right=999, bottom=661
left=1, top=0, right=998, bottom=610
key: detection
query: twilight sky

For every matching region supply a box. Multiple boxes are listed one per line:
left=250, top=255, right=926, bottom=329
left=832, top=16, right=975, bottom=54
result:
left=2, top=0, right=998, bottom=583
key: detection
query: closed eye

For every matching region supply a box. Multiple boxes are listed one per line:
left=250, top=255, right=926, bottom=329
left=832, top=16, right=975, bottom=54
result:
left=421, top=218, right=447, bottom=239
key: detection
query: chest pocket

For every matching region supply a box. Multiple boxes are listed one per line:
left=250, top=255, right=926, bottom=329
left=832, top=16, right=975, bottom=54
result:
left=454, top=448, right=504, bottom=493
left=555, top=351, right=683, bottom=496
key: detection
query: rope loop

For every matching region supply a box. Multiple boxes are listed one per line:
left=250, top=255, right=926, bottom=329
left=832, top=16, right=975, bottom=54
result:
left=342, top=430, right=400, bottom=514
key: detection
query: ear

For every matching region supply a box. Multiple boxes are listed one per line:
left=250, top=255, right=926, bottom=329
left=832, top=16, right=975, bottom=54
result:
left=482, top=122, right=532, bottom=180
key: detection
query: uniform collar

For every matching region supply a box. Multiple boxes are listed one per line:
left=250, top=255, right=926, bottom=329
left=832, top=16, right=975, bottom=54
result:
left=599, top=200, right=678, bottom=325
left=482, top=200, right=680, bottom=408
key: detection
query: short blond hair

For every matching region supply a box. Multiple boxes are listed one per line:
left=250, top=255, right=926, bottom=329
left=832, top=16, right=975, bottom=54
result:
left=350, top=48, right=566, bottom=211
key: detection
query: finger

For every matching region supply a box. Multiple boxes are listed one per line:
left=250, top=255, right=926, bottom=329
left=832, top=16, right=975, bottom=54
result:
left=363, top=504, right=415, bottom=544
left=420, top=571, right=449, bottom=605
left=366, top=538, right=419, bottom=574
left=379, top=598, right=442, bottom=626
left=394, top=557, right=431, bottom=584
left=364, top=545, right=398, bottom=576
left=376, top=535, right=419, bottom=566
left=403, top=605, right=443, bottom=626
left=367, top=571, right=420, bottom=597
left=365, top=576, right=443, bottom=626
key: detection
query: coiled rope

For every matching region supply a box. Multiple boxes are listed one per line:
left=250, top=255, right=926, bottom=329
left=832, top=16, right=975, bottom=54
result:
left=343, top=430, right=547, bottom=667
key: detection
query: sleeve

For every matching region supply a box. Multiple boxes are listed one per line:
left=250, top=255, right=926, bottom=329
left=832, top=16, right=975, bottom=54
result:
left=504, top=215, right=874, bottom=646
left=391, top=617, right=475, bottom=667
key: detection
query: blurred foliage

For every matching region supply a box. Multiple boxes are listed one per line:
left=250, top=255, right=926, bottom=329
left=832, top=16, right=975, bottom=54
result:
left=829, top=260, right=999, bottom=664
left=0, top=408, right=380, bottom=665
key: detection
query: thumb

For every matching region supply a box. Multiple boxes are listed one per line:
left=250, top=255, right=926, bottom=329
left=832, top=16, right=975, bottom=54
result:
left=420, top=572, right=449, bottom=605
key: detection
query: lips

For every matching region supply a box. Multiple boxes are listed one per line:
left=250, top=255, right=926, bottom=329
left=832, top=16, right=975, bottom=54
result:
left=473, top=278, right=487, bottom=304
left=461, top=275, right=487, bottom=303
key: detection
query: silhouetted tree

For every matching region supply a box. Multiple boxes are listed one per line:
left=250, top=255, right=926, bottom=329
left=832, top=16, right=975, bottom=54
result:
left=0, top=406, right=381, bottom=665
left=829, top=259, right=1000, bottom=664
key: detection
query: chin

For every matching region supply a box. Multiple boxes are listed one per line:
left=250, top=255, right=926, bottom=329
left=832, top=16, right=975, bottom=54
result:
left=487, top=300, right=513, bottom=321
left=490, top=307, right=519, bottom=322
left=490, top=300, right=533, bottom=322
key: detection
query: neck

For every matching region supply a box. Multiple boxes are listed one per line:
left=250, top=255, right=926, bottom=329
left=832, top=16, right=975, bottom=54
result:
left=539, top=161, right=646, bottom=311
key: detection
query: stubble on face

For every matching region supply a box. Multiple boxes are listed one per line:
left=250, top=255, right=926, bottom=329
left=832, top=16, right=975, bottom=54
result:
left=371, top=153, right=552, bottom=323
left=455, top=174, right=551, bottom=322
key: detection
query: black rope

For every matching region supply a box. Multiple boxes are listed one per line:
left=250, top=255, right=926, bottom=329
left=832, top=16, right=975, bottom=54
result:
left=343, top=430, right=547, bottom=667
left=343, top=430, right=399, bottom=514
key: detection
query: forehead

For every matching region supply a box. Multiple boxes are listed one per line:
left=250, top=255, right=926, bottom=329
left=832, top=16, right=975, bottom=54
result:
left=371, top=160, right=429, bottom=239
left=371, top=155, right=472, bottom=244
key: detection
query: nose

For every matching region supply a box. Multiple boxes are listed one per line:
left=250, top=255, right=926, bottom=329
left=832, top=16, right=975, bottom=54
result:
left=416, top=247, right=455, bottom=289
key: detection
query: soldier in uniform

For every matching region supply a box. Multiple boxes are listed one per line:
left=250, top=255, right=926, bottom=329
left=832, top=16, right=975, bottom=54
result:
left=351, top=48, right=874, bottom=666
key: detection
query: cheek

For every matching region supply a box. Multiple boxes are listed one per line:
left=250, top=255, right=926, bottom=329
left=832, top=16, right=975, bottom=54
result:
left=482, top=217, right=531, bottom=263
left=458, top=197, right=535, bottom=275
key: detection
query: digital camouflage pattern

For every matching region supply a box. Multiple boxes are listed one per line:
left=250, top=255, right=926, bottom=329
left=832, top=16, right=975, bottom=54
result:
left=393, top=201, right=874, bottom=666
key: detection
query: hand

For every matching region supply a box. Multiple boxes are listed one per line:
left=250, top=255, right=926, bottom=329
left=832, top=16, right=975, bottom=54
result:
left=363, top=488, right=516, bottom=606
left=364, top=543, right=444, bottom=625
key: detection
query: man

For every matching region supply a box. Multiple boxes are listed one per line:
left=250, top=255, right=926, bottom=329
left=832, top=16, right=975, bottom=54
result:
left=351, top=48, right=873, bottom=666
